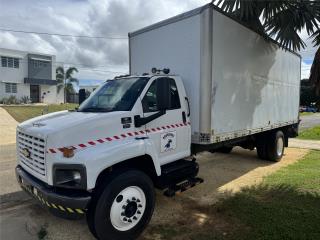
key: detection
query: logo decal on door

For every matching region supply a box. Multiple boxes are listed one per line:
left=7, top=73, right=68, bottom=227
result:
left=161, top=131, right=176, bottom=152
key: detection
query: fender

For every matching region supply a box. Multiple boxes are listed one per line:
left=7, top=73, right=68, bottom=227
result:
left=71, top=137, right=160, bottom=190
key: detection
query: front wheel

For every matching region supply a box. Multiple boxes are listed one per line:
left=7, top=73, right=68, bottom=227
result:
left=87, top=170, right=155, bottom=240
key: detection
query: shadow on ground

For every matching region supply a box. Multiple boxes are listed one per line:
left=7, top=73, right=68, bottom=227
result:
left=142, top=185, right=320, bottom=240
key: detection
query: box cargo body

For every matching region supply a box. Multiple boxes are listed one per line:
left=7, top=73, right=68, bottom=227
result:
left=129, top=4, right=301, bottom=145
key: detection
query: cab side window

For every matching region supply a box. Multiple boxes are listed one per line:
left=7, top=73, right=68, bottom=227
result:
left=142, top=80, right=158, bottom=112
left=169, top=79, right=181, bottom=109
left=142, top=78, right=181, bottom=113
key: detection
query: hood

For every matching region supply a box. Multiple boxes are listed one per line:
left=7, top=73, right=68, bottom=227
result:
left=17, top=110, right=130, bottom=141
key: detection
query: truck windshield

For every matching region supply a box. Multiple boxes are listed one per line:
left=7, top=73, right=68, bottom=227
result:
left=78, top=77, right=149, bottom=112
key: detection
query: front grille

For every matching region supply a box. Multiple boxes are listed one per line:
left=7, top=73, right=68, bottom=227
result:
left=17, top=131, right=46, bottom=176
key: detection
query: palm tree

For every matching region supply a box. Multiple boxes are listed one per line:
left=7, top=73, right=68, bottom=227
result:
left=56, top=66, right=79, bottom=103
left=213, top=0, right=320, bottom=95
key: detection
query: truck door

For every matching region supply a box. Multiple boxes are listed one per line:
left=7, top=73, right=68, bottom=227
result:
left=141, top=77, right=191, bottom=166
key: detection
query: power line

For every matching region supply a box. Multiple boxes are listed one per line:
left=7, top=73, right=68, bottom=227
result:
left=0, top=28, right=127, bottom=40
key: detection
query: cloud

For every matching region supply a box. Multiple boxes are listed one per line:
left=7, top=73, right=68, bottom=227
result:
left=0, top=0, right=317, bottom=81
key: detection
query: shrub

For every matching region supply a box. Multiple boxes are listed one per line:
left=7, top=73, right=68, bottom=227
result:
left=20, top=96, right=31, bottom=104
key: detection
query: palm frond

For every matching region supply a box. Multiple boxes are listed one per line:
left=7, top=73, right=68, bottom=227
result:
left=66, top=67, right=78, bottom=80
left=309, top=47, right=320, bottom=95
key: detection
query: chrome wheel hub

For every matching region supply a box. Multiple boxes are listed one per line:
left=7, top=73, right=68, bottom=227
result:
left=110, top=186, right=146, bottom=231
left=276, top=137, right=284, bottom=157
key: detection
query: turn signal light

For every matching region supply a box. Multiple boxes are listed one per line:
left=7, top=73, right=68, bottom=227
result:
left=62, top=147, right=75, bottom=158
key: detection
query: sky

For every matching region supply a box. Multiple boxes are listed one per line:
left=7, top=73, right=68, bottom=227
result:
left=0, top=0, right=317, bottom=85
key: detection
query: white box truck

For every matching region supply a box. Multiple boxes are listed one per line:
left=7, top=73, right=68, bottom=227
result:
left=15, top=3, right=300, bottom=240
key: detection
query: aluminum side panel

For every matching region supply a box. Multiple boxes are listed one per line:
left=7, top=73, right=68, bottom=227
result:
left=211, top=10, right=300, bottom=140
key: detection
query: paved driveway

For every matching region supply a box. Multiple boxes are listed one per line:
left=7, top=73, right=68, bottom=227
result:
left=299, top=113, right=320, bottom=130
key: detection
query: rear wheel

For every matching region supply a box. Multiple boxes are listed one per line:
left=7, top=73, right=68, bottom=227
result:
left=87, top=170, right=155, bottom=240
left=266, top=131, right=285, bottom=162
left=256, top=142, right=268, bottom=160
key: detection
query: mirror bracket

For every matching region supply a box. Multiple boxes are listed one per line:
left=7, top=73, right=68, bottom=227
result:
left=134, top=110, right=166, bottom=128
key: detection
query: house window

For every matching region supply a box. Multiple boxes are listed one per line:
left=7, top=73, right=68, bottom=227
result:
left=14, top=58, right=19, bottom=68
left=1, top=56, right=19, bottom=68
left=31, top=60, right=48, bottom=68
left=5, top=83, right=17, bottom=93
left=1, top=57, right=7, bottom=67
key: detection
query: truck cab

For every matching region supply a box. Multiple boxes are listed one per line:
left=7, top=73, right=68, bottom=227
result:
left=16, top=71, right=198, bottom=240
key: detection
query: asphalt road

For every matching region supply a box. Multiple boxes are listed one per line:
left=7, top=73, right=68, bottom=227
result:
left=299, top=113, right=320, bottom=130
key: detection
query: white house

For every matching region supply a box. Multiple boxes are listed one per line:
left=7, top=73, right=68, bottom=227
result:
left=0, top=48, right=63, bottom=103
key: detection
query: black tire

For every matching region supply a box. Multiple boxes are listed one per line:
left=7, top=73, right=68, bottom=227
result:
left=256, top=142, right=268, bottom=160
left=266, top=130, right=285, bottom=162
left=87, top=170, right=155, bottom=240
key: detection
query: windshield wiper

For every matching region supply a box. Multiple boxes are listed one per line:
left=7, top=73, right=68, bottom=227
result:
left=79, top=107, right=112, bottom=112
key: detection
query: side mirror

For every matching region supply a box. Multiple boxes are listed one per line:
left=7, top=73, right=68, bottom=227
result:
left=156, top=78, right=170, bottom=110
left=79, top=89, right=86, bottom=105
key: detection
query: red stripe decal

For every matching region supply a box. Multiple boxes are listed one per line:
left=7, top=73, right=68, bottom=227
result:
left=48, top=122, right=190, bottom=154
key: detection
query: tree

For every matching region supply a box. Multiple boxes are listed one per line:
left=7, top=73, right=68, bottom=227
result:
left=213, top=0, right=320, bottom=95
left=56, top=66, right=79, bottom=103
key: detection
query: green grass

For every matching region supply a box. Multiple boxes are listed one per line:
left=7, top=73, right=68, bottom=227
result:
left=145, top=151, right=320, bottom=240
left=297, top=125, right=320, bottom=140
left=299, top=112, right=316, bottom=116
left=265, top=151, right=320, bottom=192
left=215, top=150, right=320, bottom=240
left=3, top=104, right=78, bottom=122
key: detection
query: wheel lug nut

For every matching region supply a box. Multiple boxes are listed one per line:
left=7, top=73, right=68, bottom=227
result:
left=133, top=216, right=137, bottom=220
left=138, top=204, right=142, bottom=208
left=137, top=210, right=141, bottom=214
left=127, top=199, right=131, bottom=204
left=128, top=219, right=132, bottom=223
left=132, top=197, right=136, bottom=201
left=136, top=199, right=140, bottom=202
left=122, top=205, right=126, bottom=209
left=123, top=217, right=127, bottom=221
left=121, top=212, right=125, bottom=216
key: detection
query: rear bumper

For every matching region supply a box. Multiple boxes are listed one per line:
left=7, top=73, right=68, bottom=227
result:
left=16, top=165, right=91, bottom=215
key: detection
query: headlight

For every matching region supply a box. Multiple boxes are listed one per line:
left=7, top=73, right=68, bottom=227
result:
left=53, top=164, right=87, bottom=189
